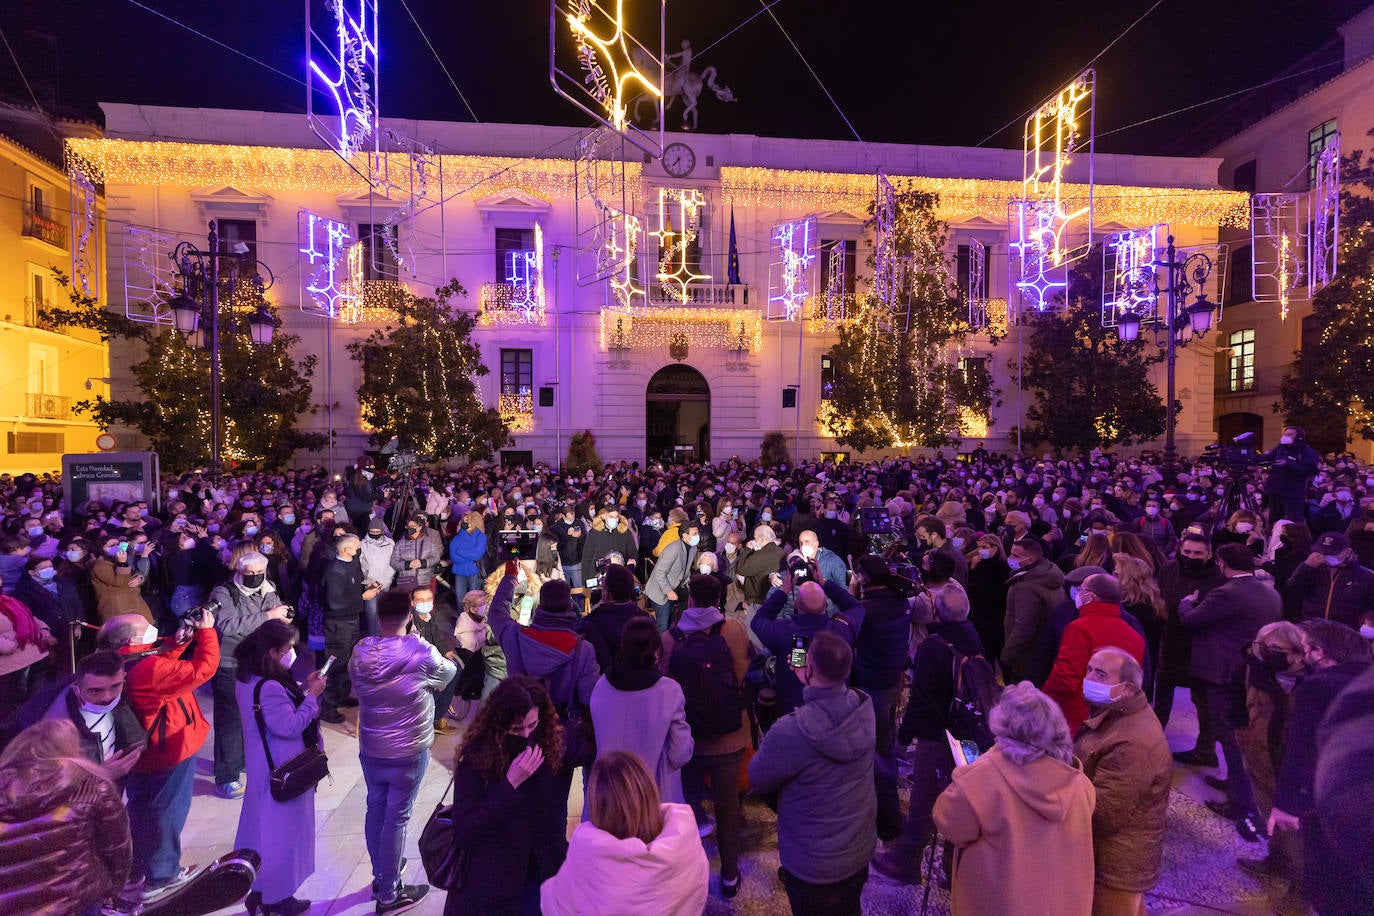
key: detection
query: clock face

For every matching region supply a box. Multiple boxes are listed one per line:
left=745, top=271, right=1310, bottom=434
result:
left=662, top=142, right=696, bottom=178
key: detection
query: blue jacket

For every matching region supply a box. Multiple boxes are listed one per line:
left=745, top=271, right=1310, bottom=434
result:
left=751, top=580, right=866, bottom=715
left=448, top=526, right=486, bottom=577
left=849, top=587, right=911, bottom=692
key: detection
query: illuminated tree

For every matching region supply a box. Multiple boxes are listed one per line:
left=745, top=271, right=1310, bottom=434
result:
left=1280, top=146, right=1374, bottom=453
left=43, top=273, right=326, bottom=469
left=347, top=281, right=511, bottom=461
left=823, top=188, right=994, bottom=452
left=1013, top=248, right=1167, bottom=450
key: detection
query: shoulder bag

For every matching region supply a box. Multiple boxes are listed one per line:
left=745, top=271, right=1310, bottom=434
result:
left=252, top=677, right=330, bottom=802
left=418, top=769, right=469, bottom=890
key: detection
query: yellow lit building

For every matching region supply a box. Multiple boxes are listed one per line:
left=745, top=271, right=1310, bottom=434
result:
left=0, top=103, right=109, bottom=474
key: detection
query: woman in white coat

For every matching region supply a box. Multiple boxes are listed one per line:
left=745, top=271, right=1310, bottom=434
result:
left=234, top=620, right=325, bottom=916
left=541, top=751, right=708, bottom=916
left=589, top=618, right=693, bottom=804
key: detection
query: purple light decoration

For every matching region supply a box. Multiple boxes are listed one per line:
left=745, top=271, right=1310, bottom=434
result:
left=1101, top=225, right=1163, bottom=328
left=767, top=216, right=818, bottom=321
left=307, top=0, right=379, bottom=164
left=1009, top=199, right=1067, bottom=315
left=1310, top=131, right=1340, bottom=295
left=966, top=238, right=988, bottom=330
left=298, top=210, right=356, bottom=319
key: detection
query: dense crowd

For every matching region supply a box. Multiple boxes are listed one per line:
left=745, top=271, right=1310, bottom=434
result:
left=0, top=424, right=1372, bottom=915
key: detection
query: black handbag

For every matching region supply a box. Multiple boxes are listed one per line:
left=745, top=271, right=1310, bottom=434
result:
left=419, top=771, right=470, bottom=890
left=253, top=677, right=330, bottom=803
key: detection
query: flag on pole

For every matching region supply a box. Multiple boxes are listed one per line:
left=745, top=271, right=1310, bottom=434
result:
left=727, top=206, right=741, bottom=285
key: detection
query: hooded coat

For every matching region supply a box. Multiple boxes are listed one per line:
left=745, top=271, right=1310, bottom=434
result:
left=488, top=575, right=600, bottom=711
left=349, top=633, right=457, bottom=759
left=933, top=745, right=1096, bottom=916
left=0, top=758, right=131, bottom=915
left=539, top=803, right=709, bottom=916
left=590, top=668, right=693, bottom=804
left=1001, top=558, right=1065, bottom=684
left=747, top=682, right=877, bottom=884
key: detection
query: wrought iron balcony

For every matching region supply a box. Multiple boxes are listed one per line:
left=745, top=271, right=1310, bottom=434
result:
left=23, top=203, right=68, bottom=250
left=26, top=392, right=72, bottom=419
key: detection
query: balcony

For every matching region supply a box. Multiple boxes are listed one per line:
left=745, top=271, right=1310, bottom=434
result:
left=21, top=297, right=60, bottom=331
left=646, top=282, right=751, bottom=308
left=23, top=203, right=68, bottom=250
left=26, top=392, right=72, bottom=419
left=480, top=282, right=545, bottom=326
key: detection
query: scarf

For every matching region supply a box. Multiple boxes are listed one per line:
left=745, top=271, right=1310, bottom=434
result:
left=606, top=663, right=662, bottom=692
left=0, top=596, right=42, bottom=649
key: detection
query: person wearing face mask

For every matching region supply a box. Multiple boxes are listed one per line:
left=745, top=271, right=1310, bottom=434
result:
left=207, top=552, right=293, bottom=798
left=915, top=516, right=969, bottom=588
left=1042, top=574, right=1146, bottom=735
left=966, top=535, right=1011, bottom=666
left=389, top=513, right=442, bottom=593
left=233, top=619, right=326, bottom=916
left=1072, top=647, right=1172, bottom=916
left=1000, top=538, right=1064, bottom=685
left=23, top=649, right=146, bottom=787
left=1312, top=485, right=1358, bottom=535
left=1176, top=543, right=1281, bottom=842
left=358, top=523, right=397, bottom=638
left=645, top=523, right=701, bottom=632
left=451, top=589, right=507, bottom=718
left=581, top=506, right=637, bottom=585
left=1155, top=532, right=1227, bottom=732
left=14, top=554, right=85, bottom=672
left=1286, top=531, right=1374, bottom=628
left=97, top=608, right=218, bottom=899
left=1261, top=426, right=1320, bottom=524
left=576, top=564, right=654, bottom=672
left=548, top=505, right=586, bottom=588
left=350, top=590, right=456, bottom=911
left=89, top=535, right=154, bottom=625
left=343, top=459, right=380, bottom=534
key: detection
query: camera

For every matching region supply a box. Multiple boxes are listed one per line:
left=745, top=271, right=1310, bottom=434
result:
left=1201, top=432, right=1266, bottom=472
left=787, top=554, right=816, bottom=582
left=180, top=599, right=222, bottom=627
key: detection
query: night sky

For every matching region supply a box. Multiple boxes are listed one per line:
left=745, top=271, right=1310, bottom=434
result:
left=0, top=0, right=1364, bottom=155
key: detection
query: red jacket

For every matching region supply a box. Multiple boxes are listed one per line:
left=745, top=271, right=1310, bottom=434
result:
left=1043, top=601, right=1145, bottom=734
left=117, top=628, right=219, bottom=773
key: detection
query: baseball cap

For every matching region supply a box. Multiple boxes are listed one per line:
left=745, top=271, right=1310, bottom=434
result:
left=1315, top=532, right=1350, bottom=556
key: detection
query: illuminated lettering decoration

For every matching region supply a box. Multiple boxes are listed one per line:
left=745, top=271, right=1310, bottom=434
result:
left=654, top=187, right=709, bottom=304
left=1022, top=70, right=1094, bottom=267
left=298, top=210, right=358, bottom=321
left=1251, top=193, right=1306, bottom=320
left=809, top=240, right=851, bottom=329
left=767, top=216, right=818, bottom=320
left=1008, top=199, right=1066, bottom=315
left=1100, top=225, right=1164, bottom=327
left=551, top=0, right=664, bottom=157
left=306, top=0, right=379, bottom=166
left=121, top=225, right=185, bottom=325
left=1310, top=131, right=1340, bottom=295
left=69, top=169, right=99, bottom=296
left=965, top=238, right=988, bottom=330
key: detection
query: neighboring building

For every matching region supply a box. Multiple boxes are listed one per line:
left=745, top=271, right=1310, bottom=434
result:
left=76, top=104, right=1243, bottom=468
left=1207, top=6, right=1374, bottom=458
left=0, top=102, right=109, bottom=474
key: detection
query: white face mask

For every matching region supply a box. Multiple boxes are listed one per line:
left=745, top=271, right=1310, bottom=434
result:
left=1235, top=522, right=1254, bottom=534
left=141, top=624, right=159, bottom=644
left=1082, top=678, right=1115, bottom=705
left=978, top=548, right=994, bottom=560
left=1006, top=556, right=1021, bottom=571
left=800, top=544, right=817, bottom=558
left=698, top=563, right=712, bottom=575
left=1360, top=625, right=1374, bottom=640
left=1279, top=435, right=1294, bottom=445
left=77, top=688, right=121, bottom=716
left=281, top=647, right=297, bottom=670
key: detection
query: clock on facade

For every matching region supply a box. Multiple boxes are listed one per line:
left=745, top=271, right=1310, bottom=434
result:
left=661, top=142, right=696, bottom=178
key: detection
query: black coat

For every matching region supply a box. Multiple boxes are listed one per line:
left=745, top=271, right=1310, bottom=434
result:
left=849, top=589, right=910, bottom=692
left=1274, top=660, right=1371, bottom=817
left=966, top=556, right=1010, bottom=663
left=1309, top=664, right=1374, bottom=915
left=1157, top=559, right=1226, bottom=682
left=1261, top=442, right=1319, bottom=500
left=751, top=580, right=866, bottom=716
left=899, top=619, right=983, bottom=745
left=574, top=600, right=654, bottom=671
left=1178, top=575, right=1282, bottom=686
left=442, top=761, right=568, bottom=916
left=1285, top=561, right=1374, bottom=628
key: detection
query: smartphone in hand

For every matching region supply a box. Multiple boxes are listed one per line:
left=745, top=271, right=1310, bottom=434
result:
left=789, top=634, right=809, bottom=669
left=318, top=654, right=338, bottom=678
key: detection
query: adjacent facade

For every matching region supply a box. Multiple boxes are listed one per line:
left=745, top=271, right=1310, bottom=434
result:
left=78, top=103, right=1245, bottom=469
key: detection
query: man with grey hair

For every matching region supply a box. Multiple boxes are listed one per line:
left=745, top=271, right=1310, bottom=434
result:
left=734, top=523, right=784, bottom=644
left=320, top=533, right=382, bottom=723
left=206, top=551, right=292, bottom=797
left=873, top=560, right=984, bottom=884
left=1043, top=572, right=1145, bottom=735
left=1073, top=647, right=1173, bottom=916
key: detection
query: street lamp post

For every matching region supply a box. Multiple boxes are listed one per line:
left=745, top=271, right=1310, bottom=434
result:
left=1115, top=234, right=1217, bottom=480
left=167, top=220, right=277, bottom=472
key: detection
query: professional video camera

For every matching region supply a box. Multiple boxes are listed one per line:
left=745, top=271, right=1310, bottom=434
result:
left=1201, top=431, right=1268, bottom=472
left=858, top=505, right=903, bottom=555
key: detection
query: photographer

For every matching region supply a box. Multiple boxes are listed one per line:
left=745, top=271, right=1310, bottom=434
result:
left=577, top=563, right=653, bottom=671
left=750, top=559, right=866, bottom=718
left=207, top=552, right=292, bottom=798
left=1262, top=426, right=1319, bottom=524
left=97, top=609, right=218, bottom=899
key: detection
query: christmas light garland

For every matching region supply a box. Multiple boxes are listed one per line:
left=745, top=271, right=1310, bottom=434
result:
left=598, top=307, right=763, bottom=352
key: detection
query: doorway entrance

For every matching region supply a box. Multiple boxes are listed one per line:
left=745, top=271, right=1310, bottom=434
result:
left=646, top=365, right=710, bottom=464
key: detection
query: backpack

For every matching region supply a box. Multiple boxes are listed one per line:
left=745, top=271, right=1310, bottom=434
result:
left=667, top=622, right=744, bottom=740
left=931, top=635, right=1001, bottom=751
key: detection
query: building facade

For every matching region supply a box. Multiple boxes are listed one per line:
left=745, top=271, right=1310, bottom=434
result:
left=77, top=104, right=1244, bottom=469
left=1208, top=6, right=1374, bottom=458
left=0, top=104, right=109, bottom=474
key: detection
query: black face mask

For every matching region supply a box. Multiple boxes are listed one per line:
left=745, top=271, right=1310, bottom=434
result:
left=241, top=572, right=266, bottom=589
left=1259, top=646, right=1291, bottom=670
left=1179, top=556, right=1210, bottom=574
left=368, top=531, right=385, bottom=540
left=503, top=733, right=533, bottom=760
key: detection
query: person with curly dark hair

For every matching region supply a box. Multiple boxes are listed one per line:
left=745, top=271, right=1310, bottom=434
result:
left=443, top=675, right=568, bottom=916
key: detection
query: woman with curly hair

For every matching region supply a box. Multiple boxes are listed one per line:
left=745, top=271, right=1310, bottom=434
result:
left=443, top=675, right=568, bottom=916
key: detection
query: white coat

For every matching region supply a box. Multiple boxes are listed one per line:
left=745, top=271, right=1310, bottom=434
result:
left=539, top=803, right=708, bottom=916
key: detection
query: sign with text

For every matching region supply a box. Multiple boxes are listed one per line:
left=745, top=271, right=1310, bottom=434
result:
left=62, top=452, right=161, bottom=520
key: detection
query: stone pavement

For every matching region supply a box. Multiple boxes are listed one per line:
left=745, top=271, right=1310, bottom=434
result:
left=180, top=681, right=1295, bottom=916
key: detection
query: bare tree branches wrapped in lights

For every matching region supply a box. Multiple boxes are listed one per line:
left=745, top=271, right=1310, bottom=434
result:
left=822, top=186, right=992, bottom=452
left=346, top=281, right=511, bottom=460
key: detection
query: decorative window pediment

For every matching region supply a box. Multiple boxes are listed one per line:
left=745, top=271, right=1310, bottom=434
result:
left=475, top=189, right=552, bottom=227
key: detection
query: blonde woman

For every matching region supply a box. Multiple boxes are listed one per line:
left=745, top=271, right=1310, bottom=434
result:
left=541, top=751, right=708, bottom=916
left=1074, top=532, right=1115, bottom=575
left=1214, top=509, right=1266, bottom=554
left=449, top=511, right=487, bottom=595
left=1114, top=552, right=1166, bottom=702
left=0, top=719, right=132, bottom=915
left=485, top=560, right=545, bottom=626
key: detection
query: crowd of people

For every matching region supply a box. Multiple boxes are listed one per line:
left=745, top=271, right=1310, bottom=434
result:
left=0, top=425, right=1371, bottom=915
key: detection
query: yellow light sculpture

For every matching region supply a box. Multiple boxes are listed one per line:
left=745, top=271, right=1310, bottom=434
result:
left=566, top=0, right=662, bottom=132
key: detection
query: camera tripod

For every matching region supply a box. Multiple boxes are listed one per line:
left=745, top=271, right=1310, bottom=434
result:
left=1211, top=469, right=1263, bottom=533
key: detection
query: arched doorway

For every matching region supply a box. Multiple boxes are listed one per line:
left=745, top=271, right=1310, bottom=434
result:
left=1218, top=412, right=1265, bottom=449
left=646, top=365, right=709, bottom=464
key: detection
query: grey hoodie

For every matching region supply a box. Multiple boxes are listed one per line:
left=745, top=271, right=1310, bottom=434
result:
left=747, top=682, right=877, bottom=884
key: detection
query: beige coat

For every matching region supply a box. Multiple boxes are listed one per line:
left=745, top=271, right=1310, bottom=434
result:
left=1073, top=686, right=1173, bottom=892
left=933, top=745, right=1096, bottom=916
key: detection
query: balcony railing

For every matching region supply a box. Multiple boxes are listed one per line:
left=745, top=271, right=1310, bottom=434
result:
left=21, top=297, right=60, bottom=331
left=646, top=282, right=751, bottom=307
left=480, top=282, right=545, bottom=325
left=23, top=203, right=68, bottom=250
left=26, top=392, right=72, bottom=419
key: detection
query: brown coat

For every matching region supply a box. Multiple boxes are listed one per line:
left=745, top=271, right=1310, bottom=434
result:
left=934, top=745, right=1096, bottom=916
left=1073, top=686, right=1172, bottom=892
left=89, top=558, right=153, bottom=623
left=0, top=758, right=132, bottom=914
